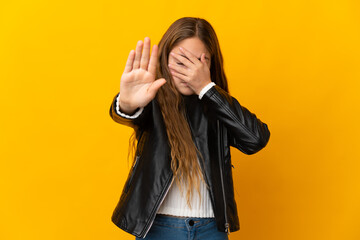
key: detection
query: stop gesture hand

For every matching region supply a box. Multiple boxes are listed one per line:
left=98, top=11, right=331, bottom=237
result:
left=119, top=37, right=166, bottom=115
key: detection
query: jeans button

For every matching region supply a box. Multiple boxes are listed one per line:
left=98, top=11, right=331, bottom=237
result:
left=189, top=220, right=194, bottom=226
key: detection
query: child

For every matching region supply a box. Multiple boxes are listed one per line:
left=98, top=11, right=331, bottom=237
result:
left=109, top=17, right=270, bottom=240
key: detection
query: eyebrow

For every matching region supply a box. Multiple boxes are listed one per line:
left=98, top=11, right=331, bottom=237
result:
left=180, top=54, right=210, bottom=61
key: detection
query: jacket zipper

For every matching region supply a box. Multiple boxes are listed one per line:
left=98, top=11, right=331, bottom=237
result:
left=142, top=175, right=174, bottom=238
left=217, top=119, right=230, bottom=235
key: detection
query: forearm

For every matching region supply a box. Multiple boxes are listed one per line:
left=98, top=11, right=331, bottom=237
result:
left=201, top=85, right=270, bottom=153
left=116, top=93, right=144, bottom=118
left=109, top=92, right=146, bottom=129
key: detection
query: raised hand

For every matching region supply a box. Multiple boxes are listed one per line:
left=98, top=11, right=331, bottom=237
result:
left=119, top=37, right=166, bottom=115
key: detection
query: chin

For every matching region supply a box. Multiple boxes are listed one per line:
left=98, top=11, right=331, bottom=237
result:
left=178, top=87, right=195, bottom=96
left=180, top=91, right=195, bottom=96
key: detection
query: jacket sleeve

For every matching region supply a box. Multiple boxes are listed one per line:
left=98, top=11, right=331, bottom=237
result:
left=109, top=92, right=152, bottom=130
left=201, top=85, right=270, bottom=155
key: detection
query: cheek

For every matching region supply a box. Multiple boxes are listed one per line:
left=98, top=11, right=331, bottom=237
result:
left=207, top=60, right=211, bottom=69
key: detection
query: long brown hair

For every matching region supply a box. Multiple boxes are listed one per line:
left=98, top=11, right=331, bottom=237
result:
left=129, top=17, right=229, bottom=209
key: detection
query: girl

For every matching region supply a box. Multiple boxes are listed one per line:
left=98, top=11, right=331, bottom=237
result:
left=109, top=17, right=270, bottom=240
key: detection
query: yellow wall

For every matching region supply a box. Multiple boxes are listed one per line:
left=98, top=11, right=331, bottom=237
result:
left=1, top=0, right=359, bottom=239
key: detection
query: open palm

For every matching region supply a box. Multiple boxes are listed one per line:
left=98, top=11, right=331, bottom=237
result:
left=119, top=37, right=166, bottom=114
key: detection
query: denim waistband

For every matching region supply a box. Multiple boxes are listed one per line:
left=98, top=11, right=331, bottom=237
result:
left=154, top=214, right=216, bottom=229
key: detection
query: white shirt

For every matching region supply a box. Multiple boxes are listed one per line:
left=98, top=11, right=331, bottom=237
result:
left=156, top=157, right=215, bottom=218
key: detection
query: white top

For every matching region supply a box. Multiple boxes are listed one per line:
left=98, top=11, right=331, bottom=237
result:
left=157, top=158, right=215, bottom=218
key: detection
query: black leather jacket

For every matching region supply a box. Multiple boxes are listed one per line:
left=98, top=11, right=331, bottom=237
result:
left=109, top=85, right=270, bottom=238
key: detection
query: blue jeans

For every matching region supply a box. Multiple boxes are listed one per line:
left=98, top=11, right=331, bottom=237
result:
left=136, top=214, right=229, bottom=240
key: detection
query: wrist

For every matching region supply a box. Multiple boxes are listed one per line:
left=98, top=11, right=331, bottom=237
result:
left=198, top=82, right=216, bottom=99
left=119, top=97, right=137, bottom=115
left=196, top=81, right=212, bottom=95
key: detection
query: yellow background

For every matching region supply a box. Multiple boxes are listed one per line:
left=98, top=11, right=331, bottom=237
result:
left=1, top=0, right=359, bottom=239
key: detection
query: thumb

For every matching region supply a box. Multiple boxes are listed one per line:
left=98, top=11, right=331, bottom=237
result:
left=147, top=78, right=167, bottom=95
left=201, top=53, right=208, bottom=67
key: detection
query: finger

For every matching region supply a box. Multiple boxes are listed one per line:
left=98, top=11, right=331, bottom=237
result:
left=201, top=53, right=208, bottom=68
left=148, top=44, right=158, bottom=76
left=170, top=51, right=192, bottom=69
left=201, top=53, right=205, bottom=62
left=133, top=40, right=143, bottom=69
left=147, top=78, right=167, bottom=95
left=168, top=63, right=188, bottom=76
left=179, top=47, right=201, bottom=66
left=140, top=37, right=151, bottom=70
left=124, top=49, right=135, bottom=73
left=170, top=68, right=189, bottom=82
